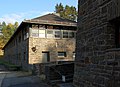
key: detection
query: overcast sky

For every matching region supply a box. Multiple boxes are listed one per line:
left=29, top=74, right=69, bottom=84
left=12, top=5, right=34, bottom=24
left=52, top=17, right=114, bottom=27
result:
left=0, top=0, right=78, bottom=24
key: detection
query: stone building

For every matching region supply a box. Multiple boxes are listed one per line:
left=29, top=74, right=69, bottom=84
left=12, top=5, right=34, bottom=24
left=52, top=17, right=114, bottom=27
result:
left=74, top=0, right=120, bottom=87
left=3, top=13, right=77, bottom=70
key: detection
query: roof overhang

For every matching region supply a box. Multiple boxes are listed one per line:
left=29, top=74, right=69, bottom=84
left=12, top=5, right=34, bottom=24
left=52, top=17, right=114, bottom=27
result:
left=24, top=20, right=77, bottom=27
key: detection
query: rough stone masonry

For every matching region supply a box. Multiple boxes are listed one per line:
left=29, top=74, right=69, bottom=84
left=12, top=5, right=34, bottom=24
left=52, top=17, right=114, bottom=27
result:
left=74, top=0, right=120, bottom=87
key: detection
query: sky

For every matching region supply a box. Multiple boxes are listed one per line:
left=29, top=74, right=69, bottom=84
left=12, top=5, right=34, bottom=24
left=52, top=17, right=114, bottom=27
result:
left=0, top=0, right=78, bottom=24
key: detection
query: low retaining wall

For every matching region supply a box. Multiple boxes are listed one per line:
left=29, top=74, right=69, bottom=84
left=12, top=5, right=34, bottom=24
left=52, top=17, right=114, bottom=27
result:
left=33, top=61, right=74, bottom=84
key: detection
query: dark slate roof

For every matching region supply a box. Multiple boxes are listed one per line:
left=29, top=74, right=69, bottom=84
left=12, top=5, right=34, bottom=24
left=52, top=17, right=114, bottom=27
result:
left=24, top=13, right=77, bottom=26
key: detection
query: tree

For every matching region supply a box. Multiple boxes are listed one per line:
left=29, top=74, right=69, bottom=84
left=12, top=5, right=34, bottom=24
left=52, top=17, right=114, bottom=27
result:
left=0, top=22, right=18, bottom=55
left=14, top=22, right=19, bottom=30
left=55, top=3, right=77, bottom=21
left=55, top=3, right=64, bottom=14
left=1, top=22, right=19, bottom=46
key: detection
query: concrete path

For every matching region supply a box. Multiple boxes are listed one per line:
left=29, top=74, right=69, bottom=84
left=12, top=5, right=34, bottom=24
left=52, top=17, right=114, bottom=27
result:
left=2, top=76, right=50, bottom=87
left=0, top=65, right=51, bottom=87
left=0, top=65, right=8, bottom=87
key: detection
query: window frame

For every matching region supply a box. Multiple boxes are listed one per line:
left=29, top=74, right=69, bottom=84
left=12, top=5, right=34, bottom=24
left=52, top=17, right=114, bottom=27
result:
left=58, top=52, right=67, bottom=57
left=31, top=28, right=39, bottom=37
left=46, top=29, right=54, bottom=38
left=54, top=30, right=61, bottom=39
left=62, top=31, right=69, bottom=38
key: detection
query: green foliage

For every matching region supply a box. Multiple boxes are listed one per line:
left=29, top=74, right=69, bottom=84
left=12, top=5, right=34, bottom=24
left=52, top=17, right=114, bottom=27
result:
left=0, top=59, right=21, bottom=71
left=55, top=3, right=77, bottom=21
left=0, top=21, right=19, bottom=49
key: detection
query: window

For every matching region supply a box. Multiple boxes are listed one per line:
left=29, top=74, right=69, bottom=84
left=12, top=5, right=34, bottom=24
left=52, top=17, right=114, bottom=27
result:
left=42, top=52, right=50, bottom=62
left=101, top=6, right=107, bottom=14
left=23, top=52, right=26, bottom=61
left=116, top=26, right=120, bottom=47
left=16, top=39, right=18, bottom=45
left=18, top=36, right=21, bottom=43
left=24, top=28, right=29, bottom=40
left=112, top=18, right=120, bottom=48
left=32, top=29, right=39, bottom=37
left=63, top=31, right=68, bottom=38
left=69, top=31, right=75, bottom=38
left=55, top=30, right=61, bottom=38
left=58, top=52, right=66, bottom=57
left=47, top=30, right=54, bottom=38
left=39, top=29, right=45, bottom=38
left=118, top=27, right=120, bottom=47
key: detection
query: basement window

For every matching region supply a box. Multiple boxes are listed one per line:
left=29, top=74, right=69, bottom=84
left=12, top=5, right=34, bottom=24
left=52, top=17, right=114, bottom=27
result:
left=58, top=52, right=66, bottom=57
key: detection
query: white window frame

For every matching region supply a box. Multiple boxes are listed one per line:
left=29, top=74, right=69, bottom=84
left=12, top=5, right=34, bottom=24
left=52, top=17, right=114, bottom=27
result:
left=62, top=31, right=69, bottom=38
left=54, top=30, right=61, bottom=39
left=39, top=29, right=46, bottom=38
left=31, top=28, right=39, bottom=37
left=46, top=29, right=54, bottom=38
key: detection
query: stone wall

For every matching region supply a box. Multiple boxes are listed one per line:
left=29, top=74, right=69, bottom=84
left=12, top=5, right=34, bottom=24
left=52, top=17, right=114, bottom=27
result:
left=44, top=62, right=74, bottom=83
left=3, top=29, right=76, bottom=71
left=4, top=31, right=29, bottom=70
left=74, top=0, right=120, bottom=87
left=29, top=37, right=76, bottom=64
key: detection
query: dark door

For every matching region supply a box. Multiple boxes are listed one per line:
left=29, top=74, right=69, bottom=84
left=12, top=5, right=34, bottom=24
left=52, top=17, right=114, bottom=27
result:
left=42, top=52, right=50, bottom=62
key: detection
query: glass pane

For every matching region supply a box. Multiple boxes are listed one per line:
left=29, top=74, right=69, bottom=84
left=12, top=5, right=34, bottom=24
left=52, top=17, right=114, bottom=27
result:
left=47, top=30, right=54, bottom=38
left=32, top=29, right=38, bottom=37
left=55, top=31, right=61, bottom=38
left=39, top=30, right=45, bottom=38
left=58, top=52, right=66, bottom=57
left=69, top=32, right=75, bottom=38
left=47, top=30, right=53, bottom=34
left=63, top=31, right=68, bottom=38
left=32, top=29, right=38, bottom=33
left=32, top=33, right=39, bottom=37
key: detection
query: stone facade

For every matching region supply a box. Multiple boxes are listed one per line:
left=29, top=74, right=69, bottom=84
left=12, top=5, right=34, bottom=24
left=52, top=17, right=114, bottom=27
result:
left=3, top=13, right=77, bottom=71
left=3, top=26, right=29, bottom=69
left=29, top=38, right=75, bottom=64
left=74, top=0, right=120, bottom=87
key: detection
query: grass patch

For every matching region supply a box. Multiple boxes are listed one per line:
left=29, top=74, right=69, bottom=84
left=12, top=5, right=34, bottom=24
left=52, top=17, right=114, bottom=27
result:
left=0, top=59, right=21, bottom=71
